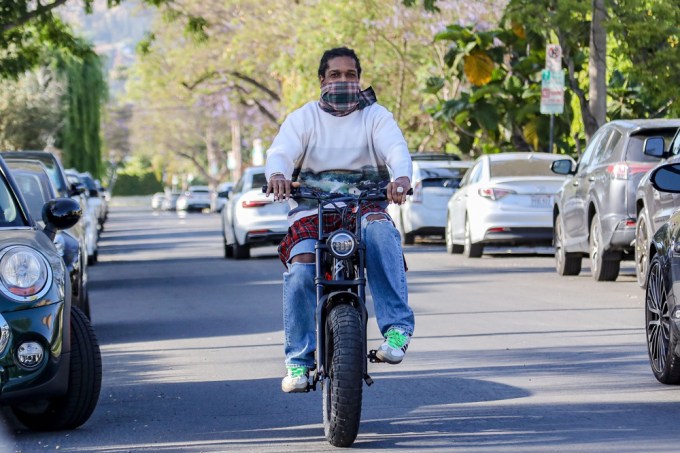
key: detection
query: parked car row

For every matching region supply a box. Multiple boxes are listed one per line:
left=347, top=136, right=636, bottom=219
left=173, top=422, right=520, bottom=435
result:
left=0, top=153, right=102, bottom=431
left=153, top=184, right=234, bottom=213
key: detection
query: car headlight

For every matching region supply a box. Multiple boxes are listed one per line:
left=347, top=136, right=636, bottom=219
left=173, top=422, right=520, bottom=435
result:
left=326, top=230, right=357, bottom=259
left=0, top=246, right=52, bottom=301
left=53, top=233, right=65, bottom=257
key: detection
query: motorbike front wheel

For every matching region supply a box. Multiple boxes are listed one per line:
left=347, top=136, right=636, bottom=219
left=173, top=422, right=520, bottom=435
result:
left=322, top=303, right=363, bottom=447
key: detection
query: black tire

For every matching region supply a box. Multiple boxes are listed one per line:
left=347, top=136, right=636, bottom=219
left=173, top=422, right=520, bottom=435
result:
left=554, top=213, right=581, bottom=276
left=589, top=213, right=620, bottom=281
left=87, top=250, right=98, bottom=266
left=645, top=255, right=680, bottom=384
left=445, top=215, right=463, bottom=254
left=223, top=233, right=234, bottom=259
left=399, top=214, right=415, bottom=245
left=233, top=237, right=250, bottom=259
left=81, top=283, right=91, bottom=321
left=635, top=211, right=650, bottom=288
left=463, top=216, right=483, bottom=258
left=322, top=304, right=363, bottom=448
left=12, top=307, right=102, bottom=430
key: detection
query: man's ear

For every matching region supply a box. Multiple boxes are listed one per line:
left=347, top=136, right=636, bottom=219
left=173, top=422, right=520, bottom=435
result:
left=319, top=75, right=325, bottom=86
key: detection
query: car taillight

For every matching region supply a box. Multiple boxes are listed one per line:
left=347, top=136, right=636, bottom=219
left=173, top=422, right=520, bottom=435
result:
left=606, top=162, right=655, bottom=180
left=242, top=200, right=271, bottom=208
left=478, top=187, right=516, bottom=200
left=411, top=181, right=423, bottom=203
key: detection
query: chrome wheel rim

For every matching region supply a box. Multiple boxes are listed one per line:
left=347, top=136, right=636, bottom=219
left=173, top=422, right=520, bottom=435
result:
left=464, top=219, right=471, bottom=251
left=446, top=218, right=453, bottom=251
left=590, top=220, right=600, bottom=275
left=646, top=260, right=670, bottom=374
left=555, top=218, right=565, bottom=270
left=636, top=216, right=649, bottom=283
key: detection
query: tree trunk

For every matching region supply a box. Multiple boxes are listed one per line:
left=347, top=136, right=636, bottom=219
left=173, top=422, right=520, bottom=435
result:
left=589, top=0, right=607, bottom=135
left=231, top=119, right=242, bottom=183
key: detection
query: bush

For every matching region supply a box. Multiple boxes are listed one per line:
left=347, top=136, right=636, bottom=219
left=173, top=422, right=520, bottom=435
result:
left=112, top=172, right=163, bottom=196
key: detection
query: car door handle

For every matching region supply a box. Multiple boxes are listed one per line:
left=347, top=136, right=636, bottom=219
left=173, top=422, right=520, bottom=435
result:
left=572, top=180, right=579, bottom=187
left=588, top=176, right=595, bottom=182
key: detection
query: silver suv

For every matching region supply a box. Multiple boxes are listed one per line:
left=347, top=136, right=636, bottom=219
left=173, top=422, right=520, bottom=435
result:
left=634, top=127, right=680, bottom=287
left=551, top=119, right=680, bottom=281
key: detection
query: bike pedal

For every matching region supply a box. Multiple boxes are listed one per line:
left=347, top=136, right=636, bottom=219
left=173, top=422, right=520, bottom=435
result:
left=367, top=349, right=383, bottom=363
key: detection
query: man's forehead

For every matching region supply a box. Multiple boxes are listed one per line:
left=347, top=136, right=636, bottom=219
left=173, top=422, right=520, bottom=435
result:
left=326, top=56, right=358, bottom=72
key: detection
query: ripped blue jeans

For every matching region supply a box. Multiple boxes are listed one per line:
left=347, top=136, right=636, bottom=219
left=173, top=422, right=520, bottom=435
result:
left=282, top=213, right=414, bottom=368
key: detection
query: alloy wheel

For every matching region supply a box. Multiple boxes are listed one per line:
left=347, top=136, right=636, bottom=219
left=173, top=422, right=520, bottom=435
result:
left=555, top=219, right=566, bottom=271
left=646, top=260, right=670, bottom=375
left=635, top=215, right=649, bottom=286
left=590, top=220, right=601, bottom=276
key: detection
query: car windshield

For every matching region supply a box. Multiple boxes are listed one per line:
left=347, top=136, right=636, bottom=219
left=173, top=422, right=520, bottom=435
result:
left=490, top=158, right=558, bottom=178
left=419, top=167, right=469, bottom=188
left=12, top=171, right=50, bottom=220
left=627, top=129, right=678, bottom=162
left=0, top=174, right=28, bottom=227
left=252, top=173, right=267, bottom=188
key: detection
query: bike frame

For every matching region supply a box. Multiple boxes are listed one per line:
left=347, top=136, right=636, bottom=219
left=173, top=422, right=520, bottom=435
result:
left=311, top=195, right=372, bottom=389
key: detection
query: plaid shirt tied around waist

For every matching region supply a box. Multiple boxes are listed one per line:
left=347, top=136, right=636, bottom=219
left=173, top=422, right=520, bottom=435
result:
left=278, top=202, right=385, bottom=266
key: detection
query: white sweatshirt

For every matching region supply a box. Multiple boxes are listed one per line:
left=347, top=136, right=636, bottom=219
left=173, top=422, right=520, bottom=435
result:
left=265, top=101, right=412, bottom=223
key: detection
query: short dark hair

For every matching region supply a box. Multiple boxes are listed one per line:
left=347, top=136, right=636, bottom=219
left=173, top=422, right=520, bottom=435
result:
left=317, top=47, right=362, bottom=80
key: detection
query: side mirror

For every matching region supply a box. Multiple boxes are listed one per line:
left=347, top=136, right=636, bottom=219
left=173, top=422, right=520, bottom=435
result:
left=42, top=198, right=82, bottom=240
left=70, top=182, right=86, bottom=196
left=650, top=163, right=680, bottom=194
left=551, top=159, right=575, bottom=176
left=644, top=136, right=666, bottom=158
left=89, top=188, right=100, bottom=198
left=218, top=190, right=230, bottom=199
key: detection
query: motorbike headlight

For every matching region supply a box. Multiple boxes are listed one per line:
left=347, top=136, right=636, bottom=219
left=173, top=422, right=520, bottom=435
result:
left=327, top=230, right=357, bottom=259
left=53, top=233, right=65, bottom=257
left=0, top=246, right=51, bottom=301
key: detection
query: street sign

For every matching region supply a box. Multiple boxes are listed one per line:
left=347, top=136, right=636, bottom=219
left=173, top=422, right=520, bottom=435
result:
left=541, top=69, right=564, bottom=115
left=546, top=44, right=562, bottom=72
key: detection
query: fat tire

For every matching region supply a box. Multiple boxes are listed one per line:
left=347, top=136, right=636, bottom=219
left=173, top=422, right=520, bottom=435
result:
left=223, top=234, right=234, bottom=259
left=322, top=304, right=363, bottom=448
left=589, top=213, right=620, bottom=281
left=12, top=307, right=102, bottom=431
left=554, top=213, right=581, bottom=276
left=645, top=256, right=680, bottom=384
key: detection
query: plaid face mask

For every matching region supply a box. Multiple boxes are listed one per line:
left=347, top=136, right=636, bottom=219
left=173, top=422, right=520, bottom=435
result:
left=319, top=81, right=377, bottom=117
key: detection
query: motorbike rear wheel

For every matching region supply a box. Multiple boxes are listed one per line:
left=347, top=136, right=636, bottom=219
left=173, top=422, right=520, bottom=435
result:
left=322, top=303, right=363, bottom=447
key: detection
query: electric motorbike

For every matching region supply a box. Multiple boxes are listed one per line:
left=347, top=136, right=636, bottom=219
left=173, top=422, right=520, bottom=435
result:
left=271, top=183, right=408, bottom=447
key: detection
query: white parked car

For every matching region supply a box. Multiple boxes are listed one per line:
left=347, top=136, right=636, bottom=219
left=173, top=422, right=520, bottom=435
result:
left=389, top=154, right=473, bottom=244
left=211, top=182, right=234, bottom=213
left=65, top=170, right=99, bottom=264
left=176, top=185, right=212, bottom=211
left=221, top=167, right=289, bottom=259
left=445, top=152, right=573, bottom=257
left=151, top=192, right=165, bottom=210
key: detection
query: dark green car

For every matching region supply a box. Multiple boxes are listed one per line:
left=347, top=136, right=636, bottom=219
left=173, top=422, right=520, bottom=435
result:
left=0, top=156, right=101, bottom=431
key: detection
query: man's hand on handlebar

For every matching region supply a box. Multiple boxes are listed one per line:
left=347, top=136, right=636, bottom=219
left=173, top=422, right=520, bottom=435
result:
left=386, top=176, right=411, bottom=205
left=266, top=174, right=300, bottom=201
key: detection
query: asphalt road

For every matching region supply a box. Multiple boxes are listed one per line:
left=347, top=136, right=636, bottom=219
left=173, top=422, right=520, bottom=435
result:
left=6, top=204, right=680, bottom=452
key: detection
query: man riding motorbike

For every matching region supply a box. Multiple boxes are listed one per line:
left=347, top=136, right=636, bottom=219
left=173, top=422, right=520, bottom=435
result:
left=265, top=46, right=415, bottom=393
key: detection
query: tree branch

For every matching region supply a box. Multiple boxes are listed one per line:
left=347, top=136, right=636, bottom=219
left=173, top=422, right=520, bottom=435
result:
left=2, top=0, right=71, bottom=33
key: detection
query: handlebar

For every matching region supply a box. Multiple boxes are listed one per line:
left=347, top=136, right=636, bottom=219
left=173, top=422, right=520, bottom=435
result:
left=261, top=185, right=412, bottom=202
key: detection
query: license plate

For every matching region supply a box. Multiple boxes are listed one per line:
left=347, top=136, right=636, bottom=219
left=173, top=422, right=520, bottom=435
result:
left=531, top=195, right=551, bottom=208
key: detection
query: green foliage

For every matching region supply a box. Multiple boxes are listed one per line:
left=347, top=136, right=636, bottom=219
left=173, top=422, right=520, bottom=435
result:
left=54, top=43, right=107, bottom=178
left=111, top=171, right=163, bottom=195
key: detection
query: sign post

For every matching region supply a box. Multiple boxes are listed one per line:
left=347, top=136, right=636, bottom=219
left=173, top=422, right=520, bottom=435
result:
left=541, top=44, right=564, bottom=153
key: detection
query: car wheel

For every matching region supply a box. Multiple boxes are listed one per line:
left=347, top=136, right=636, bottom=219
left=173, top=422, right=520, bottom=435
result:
left=635, top=211, right=650, bottom=288
left=554, top=213, right=581, bottom=276
left=589, top=213, right=620, bottom=281
left=399, top=213, right=415, bottom=245
left=645, top=255, right=680, bottom=384
left=11, top=307, right=102, bottom=430
left=463, top=216, right=483, bottom=258
left=223, top=233, right=234, bottom=259
left=445, top=215, right=463, bottom=254
left=87, top=250, right=98, bottom=266
left=232, top=225, right=250, bottom=259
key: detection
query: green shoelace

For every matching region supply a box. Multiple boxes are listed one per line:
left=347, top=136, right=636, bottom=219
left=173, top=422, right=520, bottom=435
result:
left=385, top=329, right=408, bottom=349
left=287, top=366, right=306, bottom=378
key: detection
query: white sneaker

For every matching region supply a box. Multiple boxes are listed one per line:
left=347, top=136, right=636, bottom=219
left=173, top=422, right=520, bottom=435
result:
left=281, top=366, right=309, bottom=393
left=375, top=328, right=410, bottom=364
